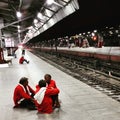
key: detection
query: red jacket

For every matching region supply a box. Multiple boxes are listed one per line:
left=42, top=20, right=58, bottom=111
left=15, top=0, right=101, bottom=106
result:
left=35, top=79, right=57, bottom=93
left=35, top=87, right=59, bottom=114
left=47, top=79, right=57, bottom=88
left=19, top=56, right=24, bottom=64
left=13, top=84, right=35, bottom=106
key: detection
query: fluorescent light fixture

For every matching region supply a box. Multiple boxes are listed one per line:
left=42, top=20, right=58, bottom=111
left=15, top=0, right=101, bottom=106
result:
left=46, top=0, right=63, bottom=7
left=47, top=0, right=54, bottom=5
left=34, top=19, right=38, bottom=24
left=17, top=25, right=20, bottom=29
left=16, top=11, right=22, bottom=18
left=37, top=13, right=42, bottom=19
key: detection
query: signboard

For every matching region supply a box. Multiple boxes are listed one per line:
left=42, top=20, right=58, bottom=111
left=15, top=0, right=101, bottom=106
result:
left=4, top=38, right=14, bottom=47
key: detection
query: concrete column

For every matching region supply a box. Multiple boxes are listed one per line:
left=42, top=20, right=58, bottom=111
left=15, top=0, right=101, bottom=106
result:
left=0, top=19, right=4, bottom=62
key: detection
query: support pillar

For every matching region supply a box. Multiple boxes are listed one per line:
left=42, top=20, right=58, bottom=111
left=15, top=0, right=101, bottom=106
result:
left=97, top=34, right=103, bottom=48
left=0, top=48, right=4, bottom=63
left=0, top=29, right=4, bottom=63
left=0, top=18, right=5, bottom=63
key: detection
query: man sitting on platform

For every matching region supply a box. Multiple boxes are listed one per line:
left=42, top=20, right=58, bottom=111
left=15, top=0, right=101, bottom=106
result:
left=34, top=79, right=60, bottom=114
left=19, top=56, right=29, bottom=64
left=13, top=77, right=36, bottom=110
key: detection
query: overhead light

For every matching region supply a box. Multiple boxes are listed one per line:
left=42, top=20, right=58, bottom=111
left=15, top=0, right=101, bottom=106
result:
left=94, top=30, right=97, bottom=33
left=34, top=19, right=38, bottom=24
left=17, top=25, right=20, bottom=29
left=92, top=32, right=95, bottom=36
left=37, top=13, right=42, bottom=19
left=16, top=11, right=22, bottom=18
left=47, top=0, right=54, bottom=5
left=46, top=0, right=63, bottom=7
left=28, top=26, right=33, bottom=30
left=18, top=29, right=21, bottom=33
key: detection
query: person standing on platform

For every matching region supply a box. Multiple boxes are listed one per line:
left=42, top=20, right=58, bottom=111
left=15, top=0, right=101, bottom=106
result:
left=13, top=77, right=36, bottom=110
left=34, top=79, right=60, bottom=114
left=22, top=49, right=25, bottom=55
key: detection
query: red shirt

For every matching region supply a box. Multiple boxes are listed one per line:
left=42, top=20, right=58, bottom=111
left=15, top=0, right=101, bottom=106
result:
left=35, top=79, right=57, bottom=93
left=35, top=88, right=59, bottom=114
left=47, top=79, right=57, bottom=88
left=13, top=84, right=35, bottom=106
left=19, top=56, right=24, bottom=64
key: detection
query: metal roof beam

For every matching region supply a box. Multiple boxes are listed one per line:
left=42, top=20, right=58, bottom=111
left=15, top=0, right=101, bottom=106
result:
left=1, top=15, right=33, bottom=29
left=0, top=7, right=12, bottom=11
left=43, top=6, right=56, bottom=13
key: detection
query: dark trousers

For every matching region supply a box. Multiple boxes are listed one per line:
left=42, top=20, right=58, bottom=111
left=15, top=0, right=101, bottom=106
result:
left=19, top=99, right=36, bottom=110
left=51, top=94, right=59, bottom=106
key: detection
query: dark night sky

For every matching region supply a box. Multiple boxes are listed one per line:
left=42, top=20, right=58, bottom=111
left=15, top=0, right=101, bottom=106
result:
left=30, top=0, right=120, bottom=42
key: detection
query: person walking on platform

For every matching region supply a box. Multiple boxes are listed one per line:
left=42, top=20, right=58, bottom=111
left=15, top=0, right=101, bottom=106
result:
left=13, top=77, right=36, bottom=110
left=19, top=55, right=29, bottom=64
left=22, top=49, right=25, bottom=55
left=35, top=74, right=61, bottom=108
left=34, top=80, right=60, bottom=114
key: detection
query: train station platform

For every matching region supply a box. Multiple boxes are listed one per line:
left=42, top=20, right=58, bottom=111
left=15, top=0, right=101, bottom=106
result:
left=0, top=48, right=120, bottom=120
left=57, top=46, right=120, bottom=55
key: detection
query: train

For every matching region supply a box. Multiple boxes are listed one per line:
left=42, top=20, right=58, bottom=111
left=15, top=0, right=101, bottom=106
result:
left=31, top=47, right=120, bottom=63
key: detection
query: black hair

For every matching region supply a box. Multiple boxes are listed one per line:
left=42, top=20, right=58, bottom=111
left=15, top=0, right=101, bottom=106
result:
left=38, top=79, right=46, bottom=87
left=19, top=77, right=28, bottom=85
left=44, top=74, right=51, bottom=78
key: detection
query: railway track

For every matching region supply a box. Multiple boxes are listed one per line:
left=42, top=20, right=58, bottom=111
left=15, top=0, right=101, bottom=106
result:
left=30, top=50, right=120, bottom=102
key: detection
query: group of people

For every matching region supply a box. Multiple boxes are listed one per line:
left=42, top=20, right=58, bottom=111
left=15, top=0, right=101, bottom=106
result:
left=13, top=74, right=60, bottom=114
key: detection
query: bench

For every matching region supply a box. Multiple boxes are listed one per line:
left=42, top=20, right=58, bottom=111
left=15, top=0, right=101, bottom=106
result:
left=5, top=59, right=12, bottom=64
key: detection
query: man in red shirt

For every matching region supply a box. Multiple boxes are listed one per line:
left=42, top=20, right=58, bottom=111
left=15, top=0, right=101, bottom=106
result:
left=44, top=74, right=60, bottom=108
left=13, top=77, right=36, bottom=110
left=34, top=80, right=60, bottom=114
left=19, top=56, right=29, bottom=64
